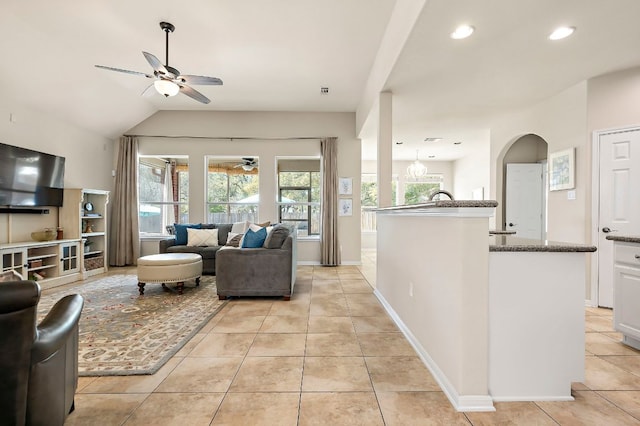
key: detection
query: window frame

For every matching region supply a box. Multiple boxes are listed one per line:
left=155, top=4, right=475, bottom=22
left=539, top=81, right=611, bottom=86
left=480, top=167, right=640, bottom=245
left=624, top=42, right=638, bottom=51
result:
left=276, top=158, right=321, bottom=239
left=205, top=156, right=260, bottom=224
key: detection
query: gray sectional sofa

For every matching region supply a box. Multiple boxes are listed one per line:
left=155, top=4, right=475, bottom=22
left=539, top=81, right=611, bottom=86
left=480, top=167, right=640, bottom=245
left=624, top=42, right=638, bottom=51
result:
left=216, top=226, right=297, bottom=300
left=159, top=223, right=233, bottom=275
left=158, top=222, right=297, bottom=300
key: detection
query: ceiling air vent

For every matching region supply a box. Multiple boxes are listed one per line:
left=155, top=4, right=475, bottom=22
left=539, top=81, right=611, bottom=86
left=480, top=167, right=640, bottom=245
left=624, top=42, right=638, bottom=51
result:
left=424, top=137, right=442, bottom=142
left=320, top=87, right=329, bottom=95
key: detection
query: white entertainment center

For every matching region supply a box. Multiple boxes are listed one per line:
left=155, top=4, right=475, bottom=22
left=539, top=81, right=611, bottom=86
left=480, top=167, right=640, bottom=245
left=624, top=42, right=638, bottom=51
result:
left=0, top=188, right=109, bottom=289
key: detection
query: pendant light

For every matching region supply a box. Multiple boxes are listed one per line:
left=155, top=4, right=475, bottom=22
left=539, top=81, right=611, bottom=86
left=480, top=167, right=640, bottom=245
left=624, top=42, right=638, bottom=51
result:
left=407, top=149, right=427, bottom=179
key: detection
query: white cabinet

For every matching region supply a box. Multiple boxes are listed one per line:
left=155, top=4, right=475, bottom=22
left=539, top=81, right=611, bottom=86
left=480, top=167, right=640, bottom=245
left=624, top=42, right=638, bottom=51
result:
left=0, top=240, right=83, bottom=288
left=613, top=241, right=640, bottom=349
left=59, top=241, right=81, bottom=275
left=59, top=188, right=109, bottom=277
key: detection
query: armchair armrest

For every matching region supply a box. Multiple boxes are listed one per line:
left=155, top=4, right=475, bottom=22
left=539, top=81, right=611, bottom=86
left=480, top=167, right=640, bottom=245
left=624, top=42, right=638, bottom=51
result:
left=31, top=294, right=84, bottom=363
left=159, top=237, right=178, bottom=253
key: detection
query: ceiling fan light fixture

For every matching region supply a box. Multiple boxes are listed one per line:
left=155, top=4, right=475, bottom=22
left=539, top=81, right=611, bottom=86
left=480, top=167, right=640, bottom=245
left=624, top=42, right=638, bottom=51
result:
left=549, top=26, right=575, bottom=41
left=451, top=25, right=474, bottom=40
left=154, top=79, right=180, bottom=97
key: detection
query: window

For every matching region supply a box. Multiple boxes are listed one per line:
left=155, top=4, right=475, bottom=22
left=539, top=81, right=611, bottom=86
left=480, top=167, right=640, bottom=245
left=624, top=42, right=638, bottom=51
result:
left=404, top=174, right=443, bottom=204
left=277, top=159, right=321, bottom=237
left=360, top=174, right=398, bottom=231
left=138, top=156, right=189, bottom=234
left=206, top=157, right=259, bottom=223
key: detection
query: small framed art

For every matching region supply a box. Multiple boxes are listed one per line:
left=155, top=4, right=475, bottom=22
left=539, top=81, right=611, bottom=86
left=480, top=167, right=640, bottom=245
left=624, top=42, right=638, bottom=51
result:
left=549, top=148, right=575, bottom=191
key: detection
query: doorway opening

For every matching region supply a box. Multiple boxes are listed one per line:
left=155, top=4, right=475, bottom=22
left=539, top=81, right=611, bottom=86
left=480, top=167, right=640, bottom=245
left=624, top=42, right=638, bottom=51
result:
left=501, top=134, right=548, bottom=239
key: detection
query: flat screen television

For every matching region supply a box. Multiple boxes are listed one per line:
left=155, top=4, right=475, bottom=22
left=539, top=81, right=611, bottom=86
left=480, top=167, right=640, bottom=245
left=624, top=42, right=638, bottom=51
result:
left=0, top=142, right=65, bottom=207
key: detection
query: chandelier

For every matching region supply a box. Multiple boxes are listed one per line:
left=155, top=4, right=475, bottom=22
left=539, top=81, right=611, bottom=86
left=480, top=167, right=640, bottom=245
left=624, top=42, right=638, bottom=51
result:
left=407, top=150, right=427, bottom=179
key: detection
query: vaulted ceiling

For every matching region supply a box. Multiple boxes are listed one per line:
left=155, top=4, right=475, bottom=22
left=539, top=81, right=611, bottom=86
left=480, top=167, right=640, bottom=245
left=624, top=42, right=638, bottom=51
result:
left=3, top=0, right=640, bottom=161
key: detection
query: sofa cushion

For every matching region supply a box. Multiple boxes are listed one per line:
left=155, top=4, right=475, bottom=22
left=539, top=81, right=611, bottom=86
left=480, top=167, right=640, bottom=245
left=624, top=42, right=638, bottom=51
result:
left=166, top=245, right=221, bottom=259
left=264, top=224, right=291, bottom=249
left=226, top=232, right=243, bottom=247
left=174, top=223, right=201, bottom=245
left=242, top=227, right=268, bottom=248
left=187, top=228, right=219, bottom=247
left=215, top=224, right=233, bottom=246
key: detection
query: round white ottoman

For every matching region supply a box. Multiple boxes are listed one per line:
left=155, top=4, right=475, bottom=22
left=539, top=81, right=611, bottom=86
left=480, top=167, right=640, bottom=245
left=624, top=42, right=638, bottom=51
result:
left=137, top=253, right=203, bottom=295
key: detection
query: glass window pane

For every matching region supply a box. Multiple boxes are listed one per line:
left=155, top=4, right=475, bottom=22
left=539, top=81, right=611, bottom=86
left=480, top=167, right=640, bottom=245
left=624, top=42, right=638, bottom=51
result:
left=280, top=172, right=310, bottom=187
left=280, top=204, right=308, bottom=220
left=139, top=163, right=163, bottom=202
left=404, top=183, right=441, bottom=204
left=229, top=174, right=259, bottom=202
left=281, top=189, right=309, bottom=202
left=207, top=172, right=228, bottom=202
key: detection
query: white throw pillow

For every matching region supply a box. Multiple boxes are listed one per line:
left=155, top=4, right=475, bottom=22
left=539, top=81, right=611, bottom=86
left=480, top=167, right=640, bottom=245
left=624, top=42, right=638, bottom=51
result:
left=231, top=221, right=250, bottom=234
left=186, top=228, right=219, bottom=247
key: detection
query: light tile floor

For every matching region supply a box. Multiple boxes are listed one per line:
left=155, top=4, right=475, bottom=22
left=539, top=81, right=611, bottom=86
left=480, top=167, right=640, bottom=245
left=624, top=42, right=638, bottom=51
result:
left=59, top=262, right=640, bottom=425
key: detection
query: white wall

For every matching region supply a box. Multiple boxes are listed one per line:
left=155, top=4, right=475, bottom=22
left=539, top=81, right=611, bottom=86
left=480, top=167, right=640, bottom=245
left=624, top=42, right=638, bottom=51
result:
left=453, top=130, right=491, bottom=203
left=0, top=99, right=114, bottom=243
left=128, top=111, right=362, bottom=264
left=490, top=82, right=588, bottom=243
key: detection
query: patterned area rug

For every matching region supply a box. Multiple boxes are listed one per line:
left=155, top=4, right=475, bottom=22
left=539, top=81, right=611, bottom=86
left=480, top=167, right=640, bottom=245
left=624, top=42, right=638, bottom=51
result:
left=37, top=274, right=226, bottom=376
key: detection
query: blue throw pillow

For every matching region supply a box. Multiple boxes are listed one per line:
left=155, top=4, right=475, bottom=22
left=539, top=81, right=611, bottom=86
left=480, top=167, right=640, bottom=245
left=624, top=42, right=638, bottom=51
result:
left=174, top=223, right=201, bottom=245
left=242, top=227, right=268, bottom=248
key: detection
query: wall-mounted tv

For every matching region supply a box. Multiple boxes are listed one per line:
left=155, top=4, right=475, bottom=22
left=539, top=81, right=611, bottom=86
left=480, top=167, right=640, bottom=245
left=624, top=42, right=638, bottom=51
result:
left=0, top=142, right=65, bottom=207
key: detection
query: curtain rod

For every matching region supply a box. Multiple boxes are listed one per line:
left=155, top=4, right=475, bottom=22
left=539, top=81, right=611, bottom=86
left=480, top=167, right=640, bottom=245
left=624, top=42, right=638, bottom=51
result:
left=123, top=134, right=329, bottom=141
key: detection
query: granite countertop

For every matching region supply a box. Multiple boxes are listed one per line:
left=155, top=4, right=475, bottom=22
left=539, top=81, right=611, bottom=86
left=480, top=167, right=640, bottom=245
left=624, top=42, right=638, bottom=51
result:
left=375, top=200, right=498, bottom=211
left=606, top=235, right=640, bottom=244
left=489, top=230, right=516, bottom=235
left=490, top=235, right=597, bottom=252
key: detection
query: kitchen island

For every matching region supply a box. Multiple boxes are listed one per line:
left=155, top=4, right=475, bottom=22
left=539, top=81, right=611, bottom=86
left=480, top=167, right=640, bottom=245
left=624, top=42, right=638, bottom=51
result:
left=375, top=202, right=596, bottom=411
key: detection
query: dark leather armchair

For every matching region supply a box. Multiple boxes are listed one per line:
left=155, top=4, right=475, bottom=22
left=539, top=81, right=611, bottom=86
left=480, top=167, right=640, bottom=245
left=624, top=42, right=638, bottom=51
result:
left=0, top=280, right=84, bottom=426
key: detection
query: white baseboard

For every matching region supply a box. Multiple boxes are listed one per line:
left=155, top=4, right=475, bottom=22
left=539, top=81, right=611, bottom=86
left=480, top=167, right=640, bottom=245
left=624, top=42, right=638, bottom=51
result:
left=374, top=289, right=495, bottom=413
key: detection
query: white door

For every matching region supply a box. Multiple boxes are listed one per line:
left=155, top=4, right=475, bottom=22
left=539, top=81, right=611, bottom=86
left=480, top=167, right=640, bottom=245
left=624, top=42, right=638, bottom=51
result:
left=505, top=163, right=544, bottom=239
left=597, top=129, right=640, bottom=307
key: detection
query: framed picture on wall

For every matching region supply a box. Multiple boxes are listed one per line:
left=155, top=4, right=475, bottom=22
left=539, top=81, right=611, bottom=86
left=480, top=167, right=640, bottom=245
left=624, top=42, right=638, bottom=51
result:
left=549, top=148, right=575, bottom=191
left=338, top=198, right=353, bottom=216
left=339, top=177, right=353, bottom=195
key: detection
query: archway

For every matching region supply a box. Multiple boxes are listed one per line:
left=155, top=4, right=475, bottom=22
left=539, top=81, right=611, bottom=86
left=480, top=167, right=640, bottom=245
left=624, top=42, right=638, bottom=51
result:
left=498, top=134, right=548, bottom=237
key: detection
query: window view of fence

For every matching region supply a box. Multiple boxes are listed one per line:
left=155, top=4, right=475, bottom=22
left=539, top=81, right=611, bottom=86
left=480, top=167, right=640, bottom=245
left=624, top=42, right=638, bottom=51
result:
left=206, top=157, right=260, bottom=224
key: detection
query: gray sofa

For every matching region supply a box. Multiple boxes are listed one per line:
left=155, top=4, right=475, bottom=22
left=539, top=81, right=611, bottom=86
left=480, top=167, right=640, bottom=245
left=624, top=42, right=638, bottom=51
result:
left=159, top=223, right=233, bottom=275
left=216, top=225, right=297, bottom=300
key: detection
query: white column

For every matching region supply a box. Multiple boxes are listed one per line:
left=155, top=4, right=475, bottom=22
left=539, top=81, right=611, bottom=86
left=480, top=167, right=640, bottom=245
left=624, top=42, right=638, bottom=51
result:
left=377, top=91, right=393, bottom=207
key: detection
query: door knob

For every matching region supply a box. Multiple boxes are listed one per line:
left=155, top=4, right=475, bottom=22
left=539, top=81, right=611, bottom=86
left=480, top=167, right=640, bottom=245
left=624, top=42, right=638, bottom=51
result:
left=602, top=227, right=618, bottom=233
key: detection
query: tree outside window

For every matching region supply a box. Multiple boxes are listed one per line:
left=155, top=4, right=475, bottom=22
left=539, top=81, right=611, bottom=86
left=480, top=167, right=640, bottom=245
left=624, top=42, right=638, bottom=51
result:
left=206, top=157, right=259, bottom=223
left=277, top=159, right=321, bottom=237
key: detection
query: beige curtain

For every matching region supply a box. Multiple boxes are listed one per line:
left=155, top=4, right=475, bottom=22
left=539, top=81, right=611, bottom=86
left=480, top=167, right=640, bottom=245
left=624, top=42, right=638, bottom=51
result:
left=320, top=137, right=340, bottom=266
left=109, top=136, right=140, bottom=266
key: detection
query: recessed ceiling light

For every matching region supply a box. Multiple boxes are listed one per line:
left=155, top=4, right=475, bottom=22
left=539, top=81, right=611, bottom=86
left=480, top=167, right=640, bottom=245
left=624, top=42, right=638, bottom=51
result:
left=424, top=137, right=443, bottom=142
left=451, top=25, right=474, bottom=40
left=549, top=26, right=575, bottom=41
left=428, top=155, right=435, bottom=158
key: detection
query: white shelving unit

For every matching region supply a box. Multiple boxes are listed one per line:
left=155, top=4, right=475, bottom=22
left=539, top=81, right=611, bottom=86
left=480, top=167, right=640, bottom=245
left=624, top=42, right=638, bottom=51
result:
left=59, top=188, right=110, bottom=278
left=0, top=239, right=82, bottom=289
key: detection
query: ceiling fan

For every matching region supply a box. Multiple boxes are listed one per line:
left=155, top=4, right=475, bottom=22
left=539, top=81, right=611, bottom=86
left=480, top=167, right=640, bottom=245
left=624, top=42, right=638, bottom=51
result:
left=234, top=158, right=258, bottom=171
left=95, top=21, right=222, bottom=104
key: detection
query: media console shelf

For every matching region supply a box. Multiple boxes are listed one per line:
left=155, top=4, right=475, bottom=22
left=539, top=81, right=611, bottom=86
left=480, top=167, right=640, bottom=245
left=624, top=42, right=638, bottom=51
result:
left=58, top=188, right=110, bottom=278
left=0, top=239, right=82, bottom=289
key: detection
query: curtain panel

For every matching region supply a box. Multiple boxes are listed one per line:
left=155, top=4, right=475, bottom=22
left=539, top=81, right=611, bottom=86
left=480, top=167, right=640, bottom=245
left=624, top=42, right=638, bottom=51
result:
left=109, top=136, right=140, bottom=266
left=320, top=137, right=340, bottom=266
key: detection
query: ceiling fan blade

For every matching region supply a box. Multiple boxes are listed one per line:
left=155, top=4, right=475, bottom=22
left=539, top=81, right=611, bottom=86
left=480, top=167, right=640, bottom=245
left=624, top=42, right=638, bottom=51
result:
left=95, top=65, right=153, bottom=78
left=178, top=75, right=223, bottom=86
left=142, top=51, right=169, bottom=75
left=179, top=85, right=211, bottom=104
left=141, top=84, right=156, bottom=97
